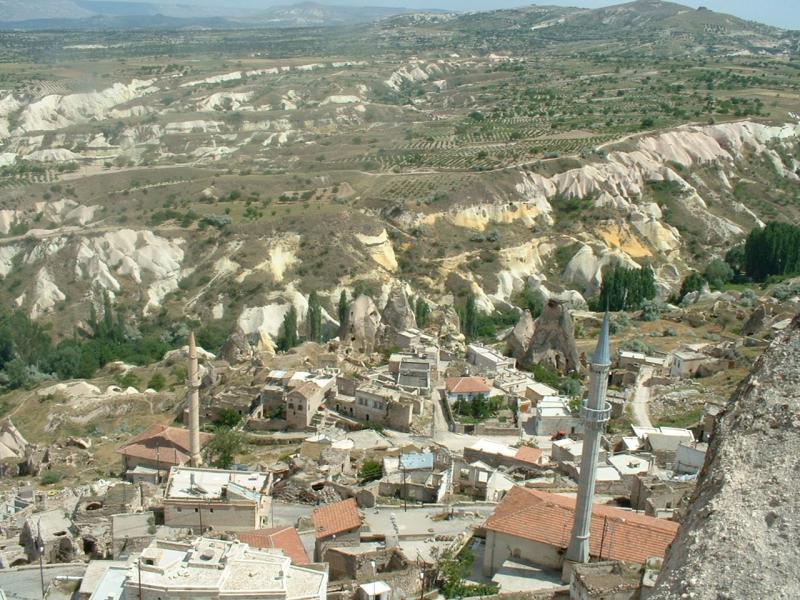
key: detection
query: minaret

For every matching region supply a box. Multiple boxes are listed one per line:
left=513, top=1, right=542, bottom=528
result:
left=565, top=311, right=612, bottom=564
left=187, top=331, right=202, bottom=467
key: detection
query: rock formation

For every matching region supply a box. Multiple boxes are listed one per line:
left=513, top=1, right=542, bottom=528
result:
left=525, top=299, right=581, bottom=374
left=506, top=310, right=535, bottom=364
left=382, top=285, right=416, bottom=334
left=219, top=326, right=254, bottom=364
left=651, top=313, right=800, bottom=600
left=343, top=295, right=383, bottom=355
left=740, top=304, right=770, bottom=337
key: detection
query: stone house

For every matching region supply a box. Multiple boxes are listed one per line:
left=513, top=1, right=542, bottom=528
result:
left=463, top=439, right=544, bottom=471
left=117, top=537, right=327, bottom=600
left=482, top=487, right=679, bottom=575
left=454, top=461, right=515, bottom=502
left=630, top=474, right=695, bottom=517
left=467, top=343, right=516, bottom=373
left=21, top=509, right=79, bottom=564
left=313, top=498, right=362, bottom=562
left=116, top=424, right=214, bottom=480
left=348, top=384, right=422, bottom=431
left=570, top=560, right=641, bottom=600
left=286, top=382, right=325, bottom=430
left=444, top=376, right=491, bottom=405
left=669, top=350, right=711, bottom=378
left=238, top=526, right=309, bottom=564
left=163, top=467, right=272, bottom=532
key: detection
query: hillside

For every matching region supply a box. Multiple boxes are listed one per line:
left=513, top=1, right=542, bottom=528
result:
left=651, top=313, right=800, bottom=598
left=0, top=0, right=797, bottom=351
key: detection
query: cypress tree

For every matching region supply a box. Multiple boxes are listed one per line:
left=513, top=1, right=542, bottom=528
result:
left=307, top=291, right=322, bottom=343
left=277, top=305, right=298, bottom=351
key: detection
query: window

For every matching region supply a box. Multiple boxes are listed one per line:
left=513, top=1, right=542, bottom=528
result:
left=194, top=508, right=199, bottom=513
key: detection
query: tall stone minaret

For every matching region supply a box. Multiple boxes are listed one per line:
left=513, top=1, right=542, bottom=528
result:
left=565, top=311, right=612, bottom=564
left=187, top=331, right=202, bottom=467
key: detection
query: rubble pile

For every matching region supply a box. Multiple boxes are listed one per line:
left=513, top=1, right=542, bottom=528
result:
left=651, top=314, right=800, bottom=599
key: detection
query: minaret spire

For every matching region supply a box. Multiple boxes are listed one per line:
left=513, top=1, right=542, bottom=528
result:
left=565, top=310, right=612, bottom=564
left=187, top=331, right=202, bottom=467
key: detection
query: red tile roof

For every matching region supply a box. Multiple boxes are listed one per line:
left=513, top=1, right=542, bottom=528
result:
left=514, top=446, right=543, bottom=465
left=312, top=498, right=361, bottom=540
left=445, top=377, right=491, bottom=395
left=484, top=487, right=678, bottom=565
left=117, top=424, right=213, bottom=465
left=239, top=527, right=309, bottom=564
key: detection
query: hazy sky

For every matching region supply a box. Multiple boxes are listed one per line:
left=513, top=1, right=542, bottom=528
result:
left=109, top=0, right=800, bottom=29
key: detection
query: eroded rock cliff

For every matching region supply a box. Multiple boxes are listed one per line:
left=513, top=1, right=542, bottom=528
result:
left=651, top=313, right=800, bottom=600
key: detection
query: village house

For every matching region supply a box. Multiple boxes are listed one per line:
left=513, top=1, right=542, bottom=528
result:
left=444, top=376, right=491, bottom=405
left=313, top=498, right=362, bottom=562
left=669, top=349, right=711, bottom=378
left=336, top=383, right=422, bottom=431
left=616, top=350, right=668, bottom=375
left=378, top=452, right=452, bottom=504
left=482, top=487, right=679, bottom=575
left=551, top=437, right=607, bottom=467
left=163, top=466, right=272, bottom=532
left=285, top=374, right=337, bottom=429
left=395, top=328, right=436, bottom=350
left=463, top=439, right=544, bottom=471
left=455, top=460, right=515, bottom=502
left=21, top=509, right=79, bottom=564
left=675, top=441, right=707, bottom=475
left=630, top=474, right=696, bottom=518
left=522, top=395, right=577, bottom=437
left=467, top=343, right=516, bottom=373
left=569, top=560, right=642, bottom=600
left=524, top=381, right=560, bottom=406
left=116, top=424, right=214, bottom=482
left=238, top=526, right=310, bottom=564
left=388, top=352, right=436, bottom=395
left=113, top=537, right=327, bottom=600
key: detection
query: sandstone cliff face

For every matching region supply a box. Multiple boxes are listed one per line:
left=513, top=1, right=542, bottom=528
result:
left=506, top=309, right=535, bottom=365
left=344, top=295, right=384, bottom=354
left=525, top=300, right=580, bottom=374
left=651, top=313, right=800, bottom=600
left=382, top=285, right=416, bottom=333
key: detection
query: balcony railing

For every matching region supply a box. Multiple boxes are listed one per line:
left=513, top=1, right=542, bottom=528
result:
left=581, top=401, right=612, bottom=425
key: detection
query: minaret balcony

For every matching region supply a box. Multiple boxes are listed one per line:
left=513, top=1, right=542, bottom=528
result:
left=581, top=401, right=611, bottom=426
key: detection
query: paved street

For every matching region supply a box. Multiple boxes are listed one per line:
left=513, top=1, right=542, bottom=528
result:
left=0, top=564, right=85, bottom=600
left=631, top=366, right=654, bottom=428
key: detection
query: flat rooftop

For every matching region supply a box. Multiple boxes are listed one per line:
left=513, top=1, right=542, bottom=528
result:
left=166, top=467, right=268, bottom=502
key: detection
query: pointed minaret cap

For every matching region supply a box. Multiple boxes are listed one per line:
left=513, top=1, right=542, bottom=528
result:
left=593, top=310, right=611, bottom=365
left=188, top=331, right=197, bottom=359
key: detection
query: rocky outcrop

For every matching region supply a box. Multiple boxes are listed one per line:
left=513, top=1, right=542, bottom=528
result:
left=506, top=310, right=535, bottom=364
left=382, top=285, right=416, bottom=334
left=343, top=295, right=383, bottom=354
left=651, top=313, right=800, bottom=600
left=219, top=326, right=255, bottom=364
left=525, top=299, right=581, bottom=374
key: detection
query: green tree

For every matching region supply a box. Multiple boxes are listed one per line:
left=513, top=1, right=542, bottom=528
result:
left=598, top=265, right=657, bottom=311
left=4, top=357, right=29, bottom=389
left=462, top=294, right=478, bottom=340
left=206, top=427, right=244, bottom=469
left=214, top=408, right=241, bottom=429
left=277, top=305, right=298, bottom=351
left=414, top=298, right=430, bottom=328
left=704, top=259, right=734, bottom=290
left=359, top=459, right=383, bottom=482
left=337, top=290, right=349, bottom=331
left=516, top=287, right=544, bottom=317
left=306, top=291, right=322, bottom=343
left=743, top=221, right=800, bottom=281
left=676, top=271, right=706, bottom=302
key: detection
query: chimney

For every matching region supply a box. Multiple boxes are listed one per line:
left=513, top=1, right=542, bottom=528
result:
left=188, top=332, right=202, bottom=467
left=565, top=311, right=612, bottom=565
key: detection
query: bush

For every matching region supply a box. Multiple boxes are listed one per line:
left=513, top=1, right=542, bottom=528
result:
left=359, top=459, right=382, bottom=482
left=40, top=470, right=64, bottom=485
left=148, top=372, right=167, bottom=391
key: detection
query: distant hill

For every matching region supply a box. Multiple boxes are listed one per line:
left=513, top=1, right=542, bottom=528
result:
left=0, top=0, right=424, bottom=28
left=251, top=2, right=420, bottom=27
